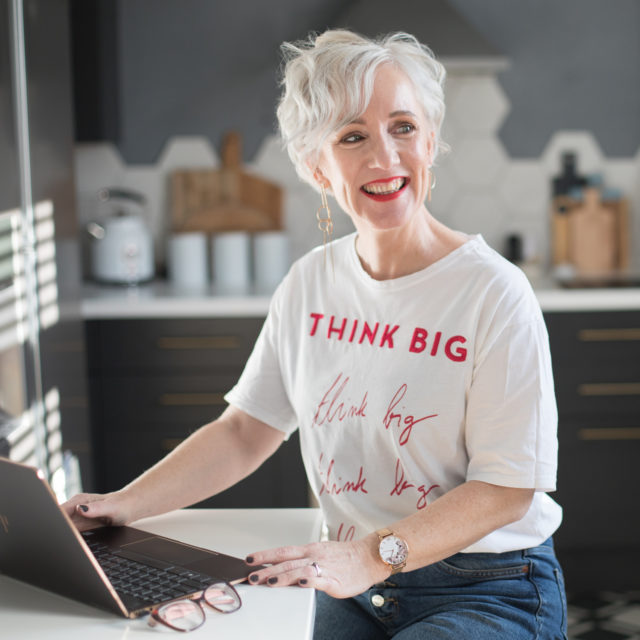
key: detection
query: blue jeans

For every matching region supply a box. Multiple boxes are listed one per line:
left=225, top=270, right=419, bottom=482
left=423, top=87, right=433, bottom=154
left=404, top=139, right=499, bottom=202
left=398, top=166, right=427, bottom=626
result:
left=314, top=538, right=567, bottom=639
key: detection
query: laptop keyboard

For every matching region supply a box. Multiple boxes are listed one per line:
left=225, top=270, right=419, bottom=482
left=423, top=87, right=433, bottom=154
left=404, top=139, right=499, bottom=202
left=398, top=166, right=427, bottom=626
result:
left=86, top=539, right=215, bottom=607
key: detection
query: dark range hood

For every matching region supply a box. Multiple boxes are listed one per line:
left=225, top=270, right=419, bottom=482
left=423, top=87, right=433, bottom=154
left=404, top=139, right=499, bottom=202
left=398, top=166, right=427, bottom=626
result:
left=332, top=0, right=508, bottom=73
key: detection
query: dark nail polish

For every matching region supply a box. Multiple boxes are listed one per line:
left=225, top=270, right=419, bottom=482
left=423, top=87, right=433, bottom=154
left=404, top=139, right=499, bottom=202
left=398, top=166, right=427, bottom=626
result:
left=267, top=577, right=278, bottom=585
left=245, top=555, right=254, bottom=564
left=299, top=579, right=308, bottom=585
left=78, top=504, right=89, bottom=513
left=249, top=574, right=259, bottom=583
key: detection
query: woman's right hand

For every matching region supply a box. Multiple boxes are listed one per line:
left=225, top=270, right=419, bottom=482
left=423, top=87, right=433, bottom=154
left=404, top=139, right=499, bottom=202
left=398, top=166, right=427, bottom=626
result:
left=61, top=490, right=135, bottom=532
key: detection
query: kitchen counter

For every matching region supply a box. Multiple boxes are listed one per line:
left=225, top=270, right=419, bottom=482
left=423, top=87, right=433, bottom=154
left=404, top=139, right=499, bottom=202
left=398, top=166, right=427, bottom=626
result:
left=78, top=277, right=640, bottom=319
left=0, top=508, right=323, bottom=640
left=80, top=282, right=272, bottom=319
left=534, top=284, right=640, bottom=312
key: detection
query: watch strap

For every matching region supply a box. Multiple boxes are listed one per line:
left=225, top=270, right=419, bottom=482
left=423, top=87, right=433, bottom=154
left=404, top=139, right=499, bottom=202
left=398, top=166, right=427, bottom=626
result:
left=376, top=528, right=407, bottom=574
left=376, top=527, right=393, bottom=541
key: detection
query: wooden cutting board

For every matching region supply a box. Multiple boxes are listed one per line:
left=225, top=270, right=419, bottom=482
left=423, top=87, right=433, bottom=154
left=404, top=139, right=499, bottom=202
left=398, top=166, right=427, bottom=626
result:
left=567, top=187, right=616, bottom=275
left=551, top=190, right=629, bottom=274
left=171, top=131, right=283, bottom=232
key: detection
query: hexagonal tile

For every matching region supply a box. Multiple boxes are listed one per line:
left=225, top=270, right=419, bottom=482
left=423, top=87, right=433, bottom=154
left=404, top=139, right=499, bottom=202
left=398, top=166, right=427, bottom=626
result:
left=428, top=162, right=459, bottom=221
left=439, top=116, right=460, bottom=159
left=498, top=161, right=550, bottom=218
left=74, top=143, right=126, bottom=227
left=603, top=159, right=637, bottom=198
left=442, top=74, right=465, bottom=101
left=629, top=149, right=640, bottom=271
left=283, top=188, right=315, bottom=261
left=449, top=192, right=508, bottom=251
left=157, top=136, right=219, bottom=172
left=447, top=76, right=510, bottom=135
left=501, top=214, right=550, bottom=266
left=441, top=75, right=464, bottom=150
left=450, top=137, right=508, bottom=188
left=540, top=131, right=604, bottom=178
left=74, top=142, right=125, bottom=193
left=250, top=133, right=299, bottom=185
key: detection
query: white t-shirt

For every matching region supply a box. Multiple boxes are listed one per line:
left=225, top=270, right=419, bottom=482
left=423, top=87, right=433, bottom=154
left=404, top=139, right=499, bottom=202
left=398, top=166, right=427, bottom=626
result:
left=226, top=233, right=562, bottom=553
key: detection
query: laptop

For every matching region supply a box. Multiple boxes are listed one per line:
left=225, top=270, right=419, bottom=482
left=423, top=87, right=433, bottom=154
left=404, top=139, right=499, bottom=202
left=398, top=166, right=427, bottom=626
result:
left=0, top=458, right=257, bottom=618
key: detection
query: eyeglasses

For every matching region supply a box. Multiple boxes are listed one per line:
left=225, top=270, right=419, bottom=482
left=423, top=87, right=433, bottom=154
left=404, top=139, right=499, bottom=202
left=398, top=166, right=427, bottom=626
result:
left=148, top=581, right=242, bottom=632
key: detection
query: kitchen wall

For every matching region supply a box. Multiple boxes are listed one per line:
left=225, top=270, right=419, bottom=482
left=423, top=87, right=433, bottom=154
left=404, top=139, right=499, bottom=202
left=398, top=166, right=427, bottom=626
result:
left=73, top=0, right=640, bottom=276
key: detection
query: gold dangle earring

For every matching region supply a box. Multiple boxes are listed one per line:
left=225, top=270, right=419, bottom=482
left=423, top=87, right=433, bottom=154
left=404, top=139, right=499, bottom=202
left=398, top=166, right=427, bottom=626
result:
left=427, top=168, right=436, bottom=202
left=316, top=185, right=334, bottom=275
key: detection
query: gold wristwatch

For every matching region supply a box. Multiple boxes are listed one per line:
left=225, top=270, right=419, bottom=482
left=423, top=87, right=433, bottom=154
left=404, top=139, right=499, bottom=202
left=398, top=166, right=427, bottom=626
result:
left=376, top=528, right=409, bottom=574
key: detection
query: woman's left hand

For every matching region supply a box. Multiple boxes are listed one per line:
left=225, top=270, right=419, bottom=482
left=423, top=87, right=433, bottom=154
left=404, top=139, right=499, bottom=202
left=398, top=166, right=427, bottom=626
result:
left=245, top=536, right=386, bottom=599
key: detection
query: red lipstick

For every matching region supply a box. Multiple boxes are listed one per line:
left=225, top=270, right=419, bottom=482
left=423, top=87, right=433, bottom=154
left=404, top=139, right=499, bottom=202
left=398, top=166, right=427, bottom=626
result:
left=360, top=177, right=409, bottom=202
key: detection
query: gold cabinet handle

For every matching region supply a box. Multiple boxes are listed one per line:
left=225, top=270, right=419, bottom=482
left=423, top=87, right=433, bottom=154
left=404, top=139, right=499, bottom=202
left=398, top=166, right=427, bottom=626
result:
left=159, top=392, right=226, bottom=406
left=578, top=383, right=640, bottom=396
left=157, top=336, right=240, bottom=350
left=578, top=328, right=640, bottom=342
left=579, top=427, right=640, bottom=441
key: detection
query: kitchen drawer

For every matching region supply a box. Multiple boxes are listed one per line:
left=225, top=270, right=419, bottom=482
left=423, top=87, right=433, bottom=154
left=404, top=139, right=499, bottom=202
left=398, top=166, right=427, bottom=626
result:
left=84, top=315, right=309, bottom=508
left=90, top=374, right=239, bottom=432
left=544, top=310, right=640, bottom=415
left=85, top=317, right=265, bottom=373
left=557, top=412, right=640, bottom=446
left=545, top=310, right=640, bottom=375
left=540, top=310, right=640, bottom=590
left=553, top=375, right=640, bottom=416
left=99, top=428, right=308, bottom=509
left=554, top=429, right=640, bottom=548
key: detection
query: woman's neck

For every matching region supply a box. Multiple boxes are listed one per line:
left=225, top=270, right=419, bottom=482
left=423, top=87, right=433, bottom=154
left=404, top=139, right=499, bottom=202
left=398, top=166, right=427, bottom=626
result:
left=354, top=210, right=467, bottom=281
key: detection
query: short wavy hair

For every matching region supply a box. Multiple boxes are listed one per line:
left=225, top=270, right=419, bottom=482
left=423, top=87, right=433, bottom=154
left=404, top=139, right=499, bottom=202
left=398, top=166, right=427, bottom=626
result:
left=276, top=29, right=448, bottom=190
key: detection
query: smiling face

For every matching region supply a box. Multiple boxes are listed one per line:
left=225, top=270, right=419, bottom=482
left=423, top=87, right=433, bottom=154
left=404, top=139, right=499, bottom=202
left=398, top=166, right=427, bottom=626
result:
left=314, top=64, right=435, bottom=234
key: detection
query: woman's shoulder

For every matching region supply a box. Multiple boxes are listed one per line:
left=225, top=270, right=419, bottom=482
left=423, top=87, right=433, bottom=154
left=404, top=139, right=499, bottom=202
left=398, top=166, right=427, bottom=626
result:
left=456, top=236, right=541, bottom=319
left=463, top=235, right=531, bottom=288
left=287, top=232, right=356, bottom=278
left=268, top=232, right=356, bottom=308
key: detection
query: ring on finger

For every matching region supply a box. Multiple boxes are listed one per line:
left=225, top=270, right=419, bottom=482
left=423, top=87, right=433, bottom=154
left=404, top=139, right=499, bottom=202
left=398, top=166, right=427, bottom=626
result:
left=310, top=561, right=322, bottom=578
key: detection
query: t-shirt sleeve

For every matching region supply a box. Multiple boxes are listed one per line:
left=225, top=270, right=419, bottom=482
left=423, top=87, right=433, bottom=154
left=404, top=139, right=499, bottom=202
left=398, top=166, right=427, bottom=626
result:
left=465, top=300, right=558, bottom=492
left=224, top=283, right=299, bottom=438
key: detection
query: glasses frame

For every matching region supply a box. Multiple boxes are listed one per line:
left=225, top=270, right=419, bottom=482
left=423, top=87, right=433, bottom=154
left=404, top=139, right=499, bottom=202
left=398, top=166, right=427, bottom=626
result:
left=148, top=581, right=242, bottom=633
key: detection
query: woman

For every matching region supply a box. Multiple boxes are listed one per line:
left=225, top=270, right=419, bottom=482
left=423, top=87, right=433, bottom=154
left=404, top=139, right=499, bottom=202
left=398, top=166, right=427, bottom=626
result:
left=64, top=30, right=567, bottom=638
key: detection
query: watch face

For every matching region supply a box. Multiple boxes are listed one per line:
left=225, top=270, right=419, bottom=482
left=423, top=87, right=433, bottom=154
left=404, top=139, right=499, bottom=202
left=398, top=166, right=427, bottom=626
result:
left=379, top=535, right=408, bottom=565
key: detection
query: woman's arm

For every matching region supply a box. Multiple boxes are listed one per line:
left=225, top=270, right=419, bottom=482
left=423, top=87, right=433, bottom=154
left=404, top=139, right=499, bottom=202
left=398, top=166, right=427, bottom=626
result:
left=360, top=480, right=534, bottom=574
left=244, top=480, right=534, bottom=598
left=61, top=405, right=285, bottom=531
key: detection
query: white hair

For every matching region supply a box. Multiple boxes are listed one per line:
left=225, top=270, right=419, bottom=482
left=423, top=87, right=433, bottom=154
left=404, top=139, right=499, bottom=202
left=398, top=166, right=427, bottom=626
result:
left=276, top=29, right=448, bottom=190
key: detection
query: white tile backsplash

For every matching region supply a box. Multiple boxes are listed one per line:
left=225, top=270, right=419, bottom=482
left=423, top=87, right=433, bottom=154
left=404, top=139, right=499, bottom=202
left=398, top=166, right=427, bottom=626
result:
left=447, top=75, right=510, bottom=135
left=499, top=161, right=549, bottom=218
left=251, top=135, right=297, bottom=185
left=73, top=73, right=639, bottom=276
left=157, top=136, right=219, bottom=171
left=450, top=136, right=509, bottom=188
left=450, top=192, right=508, bottom=250
left=540, top=131, right=605, bottom=177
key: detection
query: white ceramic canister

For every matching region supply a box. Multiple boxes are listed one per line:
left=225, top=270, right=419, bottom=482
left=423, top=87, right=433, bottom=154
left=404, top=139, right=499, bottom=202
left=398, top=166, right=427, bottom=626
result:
left=167, top=232, right=209, bottom=290
left=211, top=231, right=251, bottom=295
left=253, top=231, right=290, bottom=294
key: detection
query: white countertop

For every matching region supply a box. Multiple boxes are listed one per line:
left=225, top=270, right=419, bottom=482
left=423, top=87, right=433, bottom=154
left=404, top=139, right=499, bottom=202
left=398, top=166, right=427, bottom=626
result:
left=534, top=284, right=640, bottom=312
left=76, top=277, right=640, bottom=319
left=79, top=282, right=273, bottom=319
left=0, top=508, right=323, bottom=640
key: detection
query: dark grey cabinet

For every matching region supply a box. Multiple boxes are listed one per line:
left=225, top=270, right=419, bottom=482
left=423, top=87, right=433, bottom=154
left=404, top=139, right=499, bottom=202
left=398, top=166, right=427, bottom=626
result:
left=544, top=310, right=640, bottom=591
left=85, top=317, right=309, bottom=509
